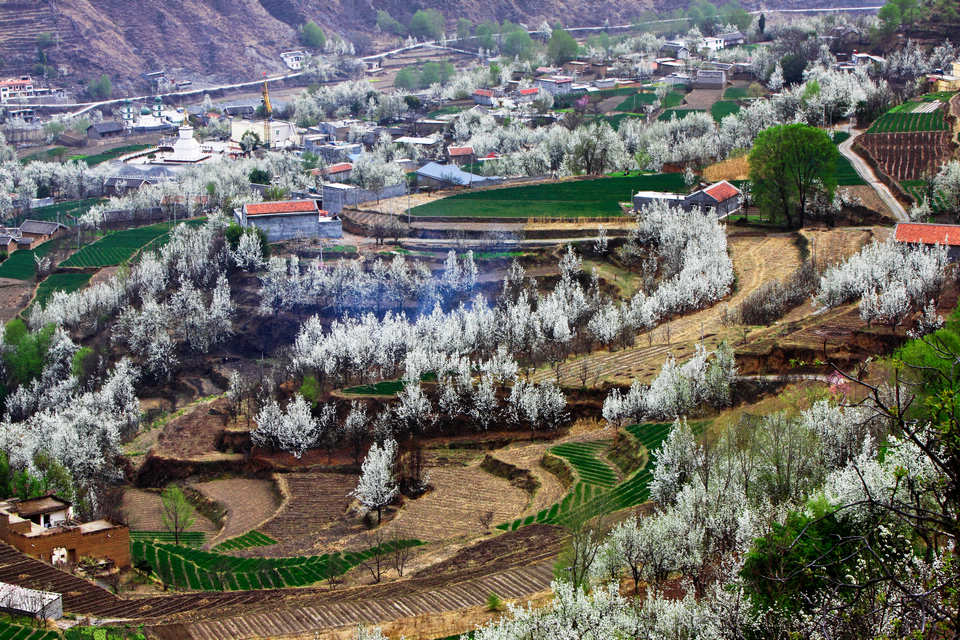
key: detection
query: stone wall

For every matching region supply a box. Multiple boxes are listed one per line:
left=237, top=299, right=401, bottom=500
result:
left=244, top=212, right=343, bottom=242
left=322, top=182, right=407, bottom=214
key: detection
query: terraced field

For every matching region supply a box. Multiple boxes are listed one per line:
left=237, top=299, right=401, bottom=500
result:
left=60, top=224, right=173, bottom=267
left=213, top=531, right=277, bottom=552
left=408, top=173, right=686, bottom=219
left=499, top=423, right=675, bottom=531
left=857, top=130, right=954, bottom=181
left=257, top=473, right=356, bottom=553
left=0, top=620, right=58, bottom=640
left=866, top=108, right=947, bottom=133
left=130, top=539, right=423, bottom=591
left=130, top=531, right=206, bottom=548
left=902, top=179, right=948, bottom=212
left=0, top=241, right=54, bottom=280
left=32, top=272, right=91, bottom=309
left=28, top=198, right=104, bottom=225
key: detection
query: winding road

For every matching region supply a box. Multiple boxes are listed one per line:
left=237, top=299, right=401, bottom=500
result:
left=837, top=129, right=908, bottom=222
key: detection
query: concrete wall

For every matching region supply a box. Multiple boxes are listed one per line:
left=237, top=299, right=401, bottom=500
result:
left=322, top=182, right=406, bottom=214
left=240, top=211, right=343, bottom=242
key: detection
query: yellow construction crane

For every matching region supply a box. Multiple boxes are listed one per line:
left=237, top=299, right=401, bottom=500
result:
left=261, top=74, right=272, bottom=149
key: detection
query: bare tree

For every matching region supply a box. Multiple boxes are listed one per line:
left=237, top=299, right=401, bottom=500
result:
left=391, top=529, right=414, bottom=577
left=362, top=527, right=387, bottom=583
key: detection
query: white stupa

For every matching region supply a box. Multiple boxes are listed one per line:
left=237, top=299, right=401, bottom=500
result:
left=169, top=121, right=208, bottom=163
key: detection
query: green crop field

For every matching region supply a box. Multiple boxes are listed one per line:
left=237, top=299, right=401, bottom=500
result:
left=131, top=539, right=423, bottom=591
left=68, top=145, right=152, bottom=167
left=866, top=110, right=947, bottom=133
left=498, top=421, right=707, bottom=530
left=61, top=220, right=207, bottom=268
left=408, top=173, right=686, bottom=219
left=902, top=179, right=948, bottom=212
left=549, top=442, right=618, bottom=487
left=342, top=380, right=406, bottom=396
left=33, top=272, right=92, bottom=308
left=710, top=100, right=740, bottom=122
left=0, top=241, right=55, bottom=280
left=130, top=531, right=206, bottom=547
left=0, top=619, right=59, bottom=640
left=830, top=131, right=866, bottom=186
left=213, top=530, right=277, bottom=551
left=614, top=91, right=684, bottom=112
left=599, top=113, right=645, bottom=130
left=29, top=198, right=104, bottom=226
left=723, top=86, right=749, bottom=100
left=658, top=108, right=705, bottom=122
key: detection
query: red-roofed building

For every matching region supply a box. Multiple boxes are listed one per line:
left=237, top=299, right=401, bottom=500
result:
left=473, top=88, right=495, bottom=106
left=516, top=87, right=540, bottom=103
left=446, top=145, right=475, bottom=166
left=633, top=180, right=742, bottom=217
left=237, top=199, right=342, bottom=242
left=311, top=162, right=353, bottom=181
left=895, top=223, right=960, bottom=260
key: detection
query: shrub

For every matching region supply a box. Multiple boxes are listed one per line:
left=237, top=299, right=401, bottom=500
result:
left=486, top=592, right=504, bottom=611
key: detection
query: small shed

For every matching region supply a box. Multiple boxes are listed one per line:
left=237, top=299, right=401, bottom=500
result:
left=472, top=89, right=495, bottom=106
left=86, top=121, right=124, bottom=140
left=694, top=69, right=727, bottom=89
left=236, top=199, right=342, bottom=242
left=0, top=582, right=61, bottom=620
left=19, top=220, right=67, bottom=246
left=415, top=162, right=501, bottom=189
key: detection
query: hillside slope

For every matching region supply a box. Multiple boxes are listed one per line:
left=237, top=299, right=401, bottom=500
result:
left=0, top=0, right=880, bottom=91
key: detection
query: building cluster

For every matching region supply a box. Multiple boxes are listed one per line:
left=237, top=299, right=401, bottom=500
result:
left=0, top=219, right=67, bottom=255
left=0, top=496, right=130, bottom=570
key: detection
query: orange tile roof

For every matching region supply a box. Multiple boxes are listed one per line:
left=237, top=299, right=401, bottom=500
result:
left=473, top=89, right=494, bottom=97
left=245, top=200, right=318, bottom=216
left=895, top=223, right=960, bottom=247
left=519, top=87, right=539, bottom=95
left=447, top=146, right=474, bottom=156
left=703, top=180, right=740, bottom=202
left=326, top=162, right=353, bottom=173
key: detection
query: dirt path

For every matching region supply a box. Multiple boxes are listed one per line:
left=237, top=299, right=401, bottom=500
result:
left=533, top=233, right=803, bottom=386
left=838, top=130, right=907, bottom=222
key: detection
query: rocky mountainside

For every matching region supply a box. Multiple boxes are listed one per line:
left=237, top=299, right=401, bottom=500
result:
left=0, top=0, right=880, bottom=93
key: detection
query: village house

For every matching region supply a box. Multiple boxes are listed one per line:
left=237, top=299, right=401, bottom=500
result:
left=0, top=496, right=130, bottom=568
left=446, top=145, right=475, bottom=166
left=694, top=68, right=727, bottom=89
left=280, top=50, right=307, bottom=70
left=515, top=87, right=541, bottom=103
left=633, top=180, right=742, bottom=218
left=719, top=31, right=747, bottom=47
left=894, top=222, right=960, bottom=261
left=19, top=220, right=67, bottom=247
left=473, top=88, right=495, bottom=106
left=86, top=121, right=125, bottom=140
left=311, top=162, right=353, bottom=182
left=0, top=75, right=35, bottom=103
left=659, top=41, right=690, bottom=60
left=535, top=75, right=575, bottom=96
left=236, top=199, right=342, bottom=242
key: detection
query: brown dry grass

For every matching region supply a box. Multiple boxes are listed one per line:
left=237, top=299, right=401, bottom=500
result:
left=704, top=155, right=750, bottom=182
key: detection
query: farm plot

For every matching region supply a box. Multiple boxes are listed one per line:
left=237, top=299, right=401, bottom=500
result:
left=130, top=539, right=423, bottom=591
left=0, top=241, right=54, bottom=280
left=901, top=179, right=949, bottom=212
left=0, top=619, right=58, bottom=640
left=498, top=422, right=681, bottom=531
left=658, top=108, right=705, bottom=122
left=60, top=223, right=174, bottom=267
left=866, top=108, right=947, bottom=133
left=122, top=489, right=219, bottom=537
left=614, top=90, right=684, bottom=112
left=549, top=442, right=618, bottom=487
left=213, top=531, right=277, bottom=552
left=28, top=198, right=104, bottom=226
left=375, top=463, right=529, bottom=542
left=130, top=531, right=206, bottom=547
left=192, top=478, right=280, bottom=547
left=257, top=473, right=357, bottom=552
left=408, top=173, right=686, bottom=219
left=857, top=131, right=954, bottom=181
left=710, top=100, right=741, bottom=122
left=32, top=272, right=91, bottom=309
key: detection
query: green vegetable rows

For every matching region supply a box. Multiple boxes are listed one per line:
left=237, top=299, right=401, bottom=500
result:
left=866, top=110, right=947, bottom=133
left=499, top=422, right=677, bottom=531
left=0, top=619, right=59, bottom=640
left=131, top=539, right=423, bottom=591
left=212, top=530, right=277, bottom=552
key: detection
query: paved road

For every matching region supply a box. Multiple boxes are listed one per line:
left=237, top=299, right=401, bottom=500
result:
left=838, top=130, right=908, bottom=222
